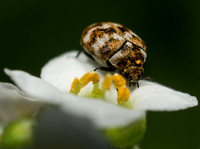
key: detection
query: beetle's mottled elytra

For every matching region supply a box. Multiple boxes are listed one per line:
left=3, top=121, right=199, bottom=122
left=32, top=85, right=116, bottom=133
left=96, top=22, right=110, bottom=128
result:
left=80, top=22, right=147, bottom=87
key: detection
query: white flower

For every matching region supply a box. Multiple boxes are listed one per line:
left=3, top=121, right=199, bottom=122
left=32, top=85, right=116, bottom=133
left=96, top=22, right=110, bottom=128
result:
left=0, top=83, right=42, bottom=126
left=0, top=51, right=198, bottom=129
left=41, top=51, right=198, bottom=111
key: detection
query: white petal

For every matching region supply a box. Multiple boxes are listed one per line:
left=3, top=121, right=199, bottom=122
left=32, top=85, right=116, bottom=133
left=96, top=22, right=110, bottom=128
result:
left=131, top=80, right=198, bottom=111
left=0, top=82, right=27, bottom=100
left=61, top=94, right=145, bottom=128
left=4, top=68, right=64, bottom=104
left=41, top=51, right=106, bottom=92
left=0, top=83, right=42, bottom=125
left=4, top=69, right=145, bottom=128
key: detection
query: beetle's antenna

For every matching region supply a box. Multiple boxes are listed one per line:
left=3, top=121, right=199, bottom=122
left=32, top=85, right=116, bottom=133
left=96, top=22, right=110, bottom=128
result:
left=141, top=76, right=151, bottom=80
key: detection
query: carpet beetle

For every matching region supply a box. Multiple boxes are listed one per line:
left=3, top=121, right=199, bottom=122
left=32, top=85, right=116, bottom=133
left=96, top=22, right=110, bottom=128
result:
left=80, top=22, right=147, bottom=87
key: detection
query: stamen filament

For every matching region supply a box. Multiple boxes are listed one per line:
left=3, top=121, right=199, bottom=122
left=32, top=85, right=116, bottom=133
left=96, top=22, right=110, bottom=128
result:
left=92, top=83, right=105, bottom=99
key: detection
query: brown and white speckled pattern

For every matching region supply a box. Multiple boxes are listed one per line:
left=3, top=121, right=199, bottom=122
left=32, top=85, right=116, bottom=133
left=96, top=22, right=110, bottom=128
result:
left=80, top=22, right=147, bottom=86
left=109, top=42, right=145, bottom=70
left=80, top=22, right=146, bottom=61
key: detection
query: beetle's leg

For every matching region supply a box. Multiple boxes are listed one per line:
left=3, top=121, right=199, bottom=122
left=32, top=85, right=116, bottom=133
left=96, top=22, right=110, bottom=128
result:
left=76, top=50, right=82, bottom=58
left=76, top=50, right=96, bottom=61
left=84, top=51, right=95, bottom=60
left=136, top=81, right=139, bottom=88
left=94, top=67, right=116, bottom=72
left=128, top=80, right=139, bottom=88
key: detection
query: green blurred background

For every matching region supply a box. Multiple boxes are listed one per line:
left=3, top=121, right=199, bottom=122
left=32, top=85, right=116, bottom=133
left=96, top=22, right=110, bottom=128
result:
left=0, top=0, right=200, bottom=148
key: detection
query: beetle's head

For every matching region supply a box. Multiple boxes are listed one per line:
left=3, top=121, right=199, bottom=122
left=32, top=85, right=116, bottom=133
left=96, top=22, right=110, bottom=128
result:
left=123, top=66, right=144, bottom=87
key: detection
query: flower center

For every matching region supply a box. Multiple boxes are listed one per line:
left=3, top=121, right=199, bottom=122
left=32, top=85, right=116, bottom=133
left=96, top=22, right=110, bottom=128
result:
left=70, top=71, right=130, bottom=106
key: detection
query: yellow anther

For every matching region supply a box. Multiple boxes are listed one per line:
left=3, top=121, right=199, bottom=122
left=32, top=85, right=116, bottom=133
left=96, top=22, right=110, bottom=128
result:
left=70, top=78, right=81, bottom=94
left=136, top=60, right=141, bottom=64
left=80, top=71, right=100, bottom=87
left=70, top=71, right=130, bottom=105
left=112, top=73, right=126, bottom=90
left=102, top=74, right=113, bottom=90
left=117, top=86, right=130, bottom=103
